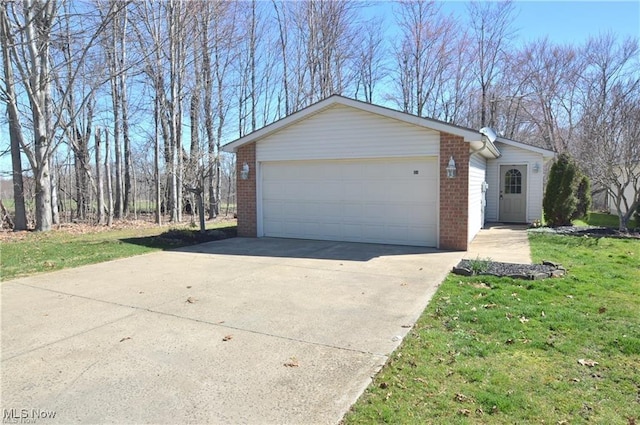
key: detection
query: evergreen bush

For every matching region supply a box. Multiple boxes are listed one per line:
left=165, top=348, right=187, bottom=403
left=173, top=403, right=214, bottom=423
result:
left=543, top=154, right=579, bottom=226
left=573, top=174, right=592, bottom=221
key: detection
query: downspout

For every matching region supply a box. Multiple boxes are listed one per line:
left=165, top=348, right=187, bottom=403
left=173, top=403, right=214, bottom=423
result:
left=471, top=127, right=502, bottom=230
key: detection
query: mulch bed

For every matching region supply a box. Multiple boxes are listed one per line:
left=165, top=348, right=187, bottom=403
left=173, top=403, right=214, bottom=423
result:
left=530, top=225, right=640, bottom=239
left=453, top=259, right=566, bottom=280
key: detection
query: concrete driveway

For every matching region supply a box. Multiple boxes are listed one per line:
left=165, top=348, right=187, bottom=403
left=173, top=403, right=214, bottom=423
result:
left=1, top=238, right=462, bottom=424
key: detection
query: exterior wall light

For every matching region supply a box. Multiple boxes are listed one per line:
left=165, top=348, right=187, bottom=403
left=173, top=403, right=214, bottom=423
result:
left=240, top=162, right=250, bottom=180
left=446, top=156, right=457, bottom=178
left=532, top=162, right=540, bottom=173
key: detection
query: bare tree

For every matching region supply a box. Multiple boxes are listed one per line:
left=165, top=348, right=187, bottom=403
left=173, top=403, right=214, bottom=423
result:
left=274, top=0, right=362, bottom=112
left=4, top=0, right=58, bottom=231
left=101, top=0, right=129, bottom=219
left=438, top=29, right=474, bottom=125
left=354, top=18, right=386, bottom=104
left=131, top=0, right=193, bottom=223
left=513, top=39, right=580, bottom=151
left=3, top=0, right=120, bottom=231
left=576, top=34, right=640, bottom=230
left=392, top=0, right=455, bottom=117
left=272, top=0, right=291, bottom=116
left=466, top=0, right=516, bottom=127
left=200, top=1, right=236, bottom=218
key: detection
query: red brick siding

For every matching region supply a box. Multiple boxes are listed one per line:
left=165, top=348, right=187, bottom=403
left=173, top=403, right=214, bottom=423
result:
left=439, top=132, right=469, bottom=250
left=236, top=143, right=257, bottom=237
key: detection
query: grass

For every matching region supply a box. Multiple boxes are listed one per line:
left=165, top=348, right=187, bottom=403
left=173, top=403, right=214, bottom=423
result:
left=573, top=211, right=637, bottom=229
left=0, top=221, right=236, bottom=281
left=344, top=233, right=640, bottom=424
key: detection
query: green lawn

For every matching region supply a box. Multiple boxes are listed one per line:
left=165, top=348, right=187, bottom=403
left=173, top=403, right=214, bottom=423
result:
left=0, top=221, right=236, bottom=281
left=344, top=233, right=640, bottom=424
left=574, top=211, right=637, bottom=229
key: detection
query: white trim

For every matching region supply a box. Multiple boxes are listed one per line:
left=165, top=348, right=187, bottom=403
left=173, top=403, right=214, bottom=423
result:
left=256, top=161, right=264, bottom=237
left=436, top=154, right=441, bottom=249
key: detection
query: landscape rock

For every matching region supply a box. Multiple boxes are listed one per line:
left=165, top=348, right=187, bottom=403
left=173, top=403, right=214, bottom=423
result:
left=531, top=272, right=550, bottom=280
left=452, top=266, right=473, bottom=276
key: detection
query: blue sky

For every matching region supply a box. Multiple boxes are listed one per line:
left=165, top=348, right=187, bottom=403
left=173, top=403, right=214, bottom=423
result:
left=467, top=1, right=639, bottom=44
left=374, top=0, right=639, bottom=45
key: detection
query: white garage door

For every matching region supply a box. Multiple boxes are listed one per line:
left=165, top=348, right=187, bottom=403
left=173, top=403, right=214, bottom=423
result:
left=261, top=157, right=438, bottom=246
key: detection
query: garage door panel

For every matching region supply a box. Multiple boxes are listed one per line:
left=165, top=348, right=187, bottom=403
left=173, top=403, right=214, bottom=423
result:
left=407, top=205, right=436, bottom=222
left=341, top=202, right=364, bottom=219
left=263, top=200, right=283, bottom=218
left=342, top=223, right=363, bottom=238
left=343, top=182, right=364, bottom=201
left=316, top=182, right=342, bottom=199
left=261, top=158, right=438, bottom=247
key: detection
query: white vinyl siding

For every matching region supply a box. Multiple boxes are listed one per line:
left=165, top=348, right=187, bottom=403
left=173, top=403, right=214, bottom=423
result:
left=468, top=153, right=487, bottom=242
left=260, top=157, right=438, bottom=247
left=256, top=104, right=439, bottom=161
left=485, top=143, right=545, bottom=223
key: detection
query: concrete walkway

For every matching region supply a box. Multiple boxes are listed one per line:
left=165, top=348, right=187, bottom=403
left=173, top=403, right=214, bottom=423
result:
left=465, top=223, right=532, bottom=264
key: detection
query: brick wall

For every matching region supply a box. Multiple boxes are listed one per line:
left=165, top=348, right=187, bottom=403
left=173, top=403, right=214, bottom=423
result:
left=236, top=143, right=257, bottom=237
left=439, top=132, right=469, bottom=251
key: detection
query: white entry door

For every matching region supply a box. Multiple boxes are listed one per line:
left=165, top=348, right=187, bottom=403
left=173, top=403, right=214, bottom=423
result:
left=260, top=157, right=438, bottom=246
left=499, top=165, right=527, bottom=223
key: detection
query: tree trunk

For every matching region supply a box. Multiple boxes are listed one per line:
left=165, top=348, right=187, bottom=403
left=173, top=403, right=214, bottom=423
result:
left=1, top=4, right=27, bottom=230
left=34, top=143, right=52, bottom=231
left=109, top=7, right=124, bottom=220
left=120, top=7, right=131, bottom=217
left=105, top=131, right=114, bottom=227
left=74, top=146, right=83, bottom=219
left=154, top=92, right=162, bottom=225
left=95, top=128, right=105, bottom=225
left=203, top=41, right=216, bottom=219
left=114, top=118, right=123, bottom=219
left=28, top=0, right=55, bottom=231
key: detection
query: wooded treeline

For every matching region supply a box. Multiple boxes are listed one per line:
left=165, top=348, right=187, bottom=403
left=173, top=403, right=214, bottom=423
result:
left=2, top=0, right=639, bottom=231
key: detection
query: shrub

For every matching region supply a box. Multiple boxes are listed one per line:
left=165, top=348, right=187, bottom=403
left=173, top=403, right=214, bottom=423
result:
left=573, top=174, right=592, bottom=221
left=543, top=154, right=579, bottom=227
